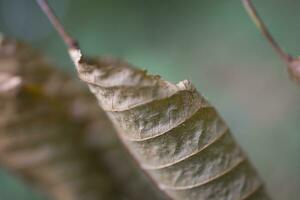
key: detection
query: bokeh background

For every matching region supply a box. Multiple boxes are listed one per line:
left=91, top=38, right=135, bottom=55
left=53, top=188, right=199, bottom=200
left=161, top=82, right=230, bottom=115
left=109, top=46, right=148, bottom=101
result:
left=0, top=0, right=300, bottom=199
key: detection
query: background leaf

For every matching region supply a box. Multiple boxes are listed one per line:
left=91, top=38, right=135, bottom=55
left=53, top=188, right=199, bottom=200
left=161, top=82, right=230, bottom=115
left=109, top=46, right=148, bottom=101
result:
left=0, top=35, right=166, bottom=200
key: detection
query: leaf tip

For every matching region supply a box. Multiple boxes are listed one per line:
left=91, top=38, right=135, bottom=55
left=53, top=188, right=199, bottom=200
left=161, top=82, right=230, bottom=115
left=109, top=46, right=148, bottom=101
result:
left=69, top=48, right=83, bottom=69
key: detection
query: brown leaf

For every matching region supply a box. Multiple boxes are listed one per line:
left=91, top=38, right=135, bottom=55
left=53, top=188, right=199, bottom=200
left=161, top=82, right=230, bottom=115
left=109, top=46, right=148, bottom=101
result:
left=70, top=48, right=271, bottom=200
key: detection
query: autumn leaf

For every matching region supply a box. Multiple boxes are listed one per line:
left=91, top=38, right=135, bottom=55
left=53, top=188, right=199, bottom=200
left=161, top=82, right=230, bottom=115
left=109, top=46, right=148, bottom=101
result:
left=67, top=47, right=271, bottom=200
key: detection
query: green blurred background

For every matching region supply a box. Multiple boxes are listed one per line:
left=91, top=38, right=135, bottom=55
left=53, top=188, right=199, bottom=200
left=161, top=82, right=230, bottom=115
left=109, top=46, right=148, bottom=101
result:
left=0, top=0, right=300, bottom=199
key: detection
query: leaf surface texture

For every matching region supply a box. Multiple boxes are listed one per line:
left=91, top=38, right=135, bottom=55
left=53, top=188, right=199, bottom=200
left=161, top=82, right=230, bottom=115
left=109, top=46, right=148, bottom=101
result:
left=70, top=49, right=271, bottom=200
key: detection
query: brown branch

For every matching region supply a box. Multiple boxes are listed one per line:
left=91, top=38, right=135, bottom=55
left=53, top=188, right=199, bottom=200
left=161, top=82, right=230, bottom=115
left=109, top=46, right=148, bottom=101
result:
left=242, top=0, right=294, bottom=64
left=36, top=0, right=79, bottom=49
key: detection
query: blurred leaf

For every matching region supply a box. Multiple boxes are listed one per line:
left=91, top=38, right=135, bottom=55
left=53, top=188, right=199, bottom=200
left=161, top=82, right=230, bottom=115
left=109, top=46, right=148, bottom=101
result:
left=0, top=35, right=165, bottom=200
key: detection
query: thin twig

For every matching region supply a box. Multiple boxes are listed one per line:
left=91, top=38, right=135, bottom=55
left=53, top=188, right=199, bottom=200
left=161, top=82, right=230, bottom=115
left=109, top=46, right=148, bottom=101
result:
left=36, top=0, right=79, bottom=49
left=242, top=0, right=294, bottom=64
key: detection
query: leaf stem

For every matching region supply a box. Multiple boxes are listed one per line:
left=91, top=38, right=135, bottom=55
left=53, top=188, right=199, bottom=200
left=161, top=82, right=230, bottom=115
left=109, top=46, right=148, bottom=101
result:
left=242, top=0, right=294, bottom=64
left=36, top=0, right=79, bottom=49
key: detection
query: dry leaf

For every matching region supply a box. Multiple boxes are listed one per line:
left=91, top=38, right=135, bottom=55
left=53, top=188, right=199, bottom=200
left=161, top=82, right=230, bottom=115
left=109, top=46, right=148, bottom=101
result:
left=0, top=35, right=165, bottom=200
left=70, top=48, right=271, bottom=200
